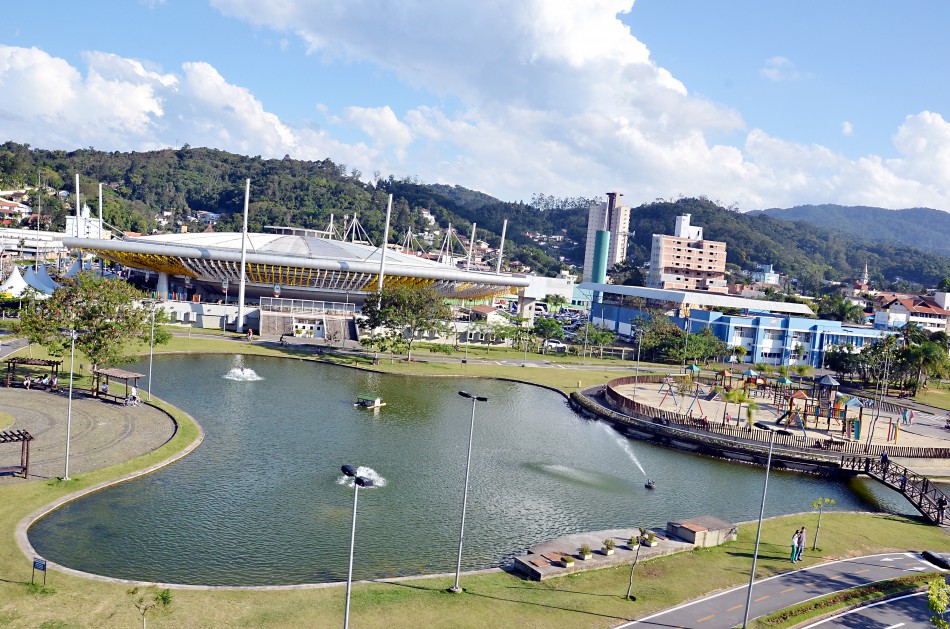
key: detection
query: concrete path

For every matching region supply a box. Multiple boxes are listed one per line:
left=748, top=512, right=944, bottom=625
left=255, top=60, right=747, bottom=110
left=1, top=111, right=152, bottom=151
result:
left=620, top=551, right=941, bottom=629
left=0, top=389, right=176, bottom=481
left=800, top=591, right=931, bottom=628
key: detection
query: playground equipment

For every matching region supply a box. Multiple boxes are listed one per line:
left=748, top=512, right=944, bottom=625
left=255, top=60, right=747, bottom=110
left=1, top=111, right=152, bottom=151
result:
left=658, top=376, right=679, bottom=408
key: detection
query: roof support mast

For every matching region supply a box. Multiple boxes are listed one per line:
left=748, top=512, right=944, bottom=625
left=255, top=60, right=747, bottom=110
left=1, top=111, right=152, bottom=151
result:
left=236, top=179, right=250, bottom=332
left=376, top=194, right=393, bottom=294
left=466, top=223, right=476, bottom=270
left=495, top=219, right=508, bottom=274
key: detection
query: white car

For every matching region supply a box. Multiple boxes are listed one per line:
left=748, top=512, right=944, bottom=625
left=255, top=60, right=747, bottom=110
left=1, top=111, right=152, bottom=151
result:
left=543, top=339, right=567, bottom=352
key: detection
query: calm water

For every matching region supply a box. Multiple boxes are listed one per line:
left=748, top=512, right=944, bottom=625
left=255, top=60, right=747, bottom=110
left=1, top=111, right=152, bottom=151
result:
left=29, top=354, right=911, bottom=586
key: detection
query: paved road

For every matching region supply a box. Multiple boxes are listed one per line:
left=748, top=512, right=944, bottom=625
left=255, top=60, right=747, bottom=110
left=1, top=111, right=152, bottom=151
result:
left=800, top=591, right=932, bottom=628
left=620, top=552, right=941, bottom=629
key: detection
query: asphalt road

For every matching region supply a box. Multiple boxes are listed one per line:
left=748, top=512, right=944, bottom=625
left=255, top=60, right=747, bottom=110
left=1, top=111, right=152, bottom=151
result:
left=799, top=591, right=932, bottom=628
left=620, top=552, right=942, bottom=629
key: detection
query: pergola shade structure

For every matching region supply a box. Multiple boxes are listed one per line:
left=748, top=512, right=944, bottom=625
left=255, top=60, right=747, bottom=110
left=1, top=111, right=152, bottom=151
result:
left=0, top=429, right=34, bottom=478
left=65, top=232, right=529, bottom=302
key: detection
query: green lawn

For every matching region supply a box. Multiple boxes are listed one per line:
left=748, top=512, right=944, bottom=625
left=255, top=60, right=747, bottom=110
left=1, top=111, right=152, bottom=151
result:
left=2, top=335, right=949, bottom=627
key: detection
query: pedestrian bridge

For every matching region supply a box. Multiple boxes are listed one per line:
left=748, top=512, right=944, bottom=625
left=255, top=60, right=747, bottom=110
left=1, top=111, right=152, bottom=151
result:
left=840, top=456, right=948, bottom=525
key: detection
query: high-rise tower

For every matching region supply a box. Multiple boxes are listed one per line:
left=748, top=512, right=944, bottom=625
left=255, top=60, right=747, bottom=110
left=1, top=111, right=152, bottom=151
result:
left=583, top=192, right=631, bottom=282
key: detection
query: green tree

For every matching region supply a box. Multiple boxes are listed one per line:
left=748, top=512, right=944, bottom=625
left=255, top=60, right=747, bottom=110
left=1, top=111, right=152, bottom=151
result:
left=929, top=577, right=950, bottom=629
left=360, top=285, right=451, bottom=361
left=810, top=497, right=835, bottom=550
left=130, top=586, right=172, bottom=629
left=18, top=273, right=157, bottom=368
left=544, top=293, right=567, bottom=313
left=585, top=325, right=616, bottom=358
left=533, top=316, right=564, bottom=351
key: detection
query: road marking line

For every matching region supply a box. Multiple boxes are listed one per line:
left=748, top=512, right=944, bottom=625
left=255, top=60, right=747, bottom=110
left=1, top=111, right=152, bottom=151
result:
left=780, top=587, right=796, bottom=593
left=830, top=574, right=843, bottom=579
left=755, top=595, right=769, bottom=602
left=727, top=604, right=742, bottom=611
left=854, top=569, right=869, bottom=574
left=696, top=614, right=715, bottom=622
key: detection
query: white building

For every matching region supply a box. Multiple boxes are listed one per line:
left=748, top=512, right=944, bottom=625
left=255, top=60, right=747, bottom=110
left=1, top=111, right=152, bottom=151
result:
left=65, top=204, right=106, bottom=239
left=583, top=192, right=631, bottom=282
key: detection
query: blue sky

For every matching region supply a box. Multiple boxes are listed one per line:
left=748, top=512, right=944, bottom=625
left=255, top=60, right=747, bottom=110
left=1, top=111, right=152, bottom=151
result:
left=2, top=1, right=948, bottom=212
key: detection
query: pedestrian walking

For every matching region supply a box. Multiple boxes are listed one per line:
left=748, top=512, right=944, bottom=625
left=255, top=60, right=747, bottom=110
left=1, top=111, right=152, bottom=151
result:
left=881, top=450, right=889, bottom=472
left=909, top=409, right=915, bottom=425
left=790, top=528, right=800, bottom=562
left=795, top=527, right=806, bottom=561
left=939, top=495, right=948, bottom=524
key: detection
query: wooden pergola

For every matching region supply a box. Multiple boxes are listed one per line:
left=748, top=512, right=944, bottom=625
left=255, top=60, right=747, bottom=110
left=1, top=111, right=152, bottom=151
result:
left=0, top=429, right=34, bottom=478
left=91, top=367, right=146, bottom=402
left=4, top=357, right=62, bottom=387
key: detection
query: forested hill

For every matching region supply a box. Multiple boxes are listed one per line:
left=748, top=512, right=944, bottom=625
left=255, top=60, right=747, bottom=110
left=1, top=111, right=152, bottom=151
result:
left=2, top=141, right=950, bottom=288
left=631, top=198, right=950, bottom=292
left=750, top=204, right=950, bottom=258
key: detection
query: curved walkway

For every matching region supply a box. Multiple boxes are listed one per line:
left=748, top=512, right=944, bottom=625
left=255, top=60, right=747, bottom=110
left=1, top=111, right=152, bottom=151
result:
left=621, top=551, right=942, bottom=628
left=0, top=389, right=176, bottom=481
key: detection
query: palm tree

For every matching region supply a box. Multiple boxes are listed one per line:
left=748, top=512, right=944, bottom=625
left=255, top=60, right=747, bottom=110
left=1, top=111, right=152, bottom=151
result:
left=901, top=322, right=928, bottom=347
left=910, top=340, right=950, bottom=395
left=544, top=293, right=567, bottom=314
left=722, top=387, right=752, bottom=426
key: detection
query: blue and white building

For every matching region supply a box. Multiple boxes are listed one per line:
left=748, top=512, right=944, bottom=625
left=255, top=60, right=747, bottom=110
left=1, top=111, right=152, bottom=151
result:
left=582, top=283, right=886, bottom=367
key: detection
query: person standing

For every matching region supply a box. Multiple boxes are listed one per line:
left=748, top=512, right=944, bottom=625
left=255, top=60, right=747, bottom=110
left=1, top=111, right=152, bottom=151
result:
left=796, top=527, right=806, bottom=562
left=790, top=528, right=800, bottom=563
left=938, top=495, right=948, bottom=524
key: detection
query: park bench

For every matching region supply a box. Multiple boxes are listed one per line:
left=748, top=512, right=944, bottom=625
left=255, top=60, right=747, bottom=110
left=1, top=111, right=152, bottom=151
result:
left=0, top=465, right=25, bottom=478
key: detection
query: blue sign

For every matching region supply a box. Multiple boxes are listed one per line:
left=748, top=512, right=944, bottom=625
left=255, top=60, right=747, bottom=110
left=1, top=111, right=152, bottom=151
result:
left=33, top=558, right=46, bottom=571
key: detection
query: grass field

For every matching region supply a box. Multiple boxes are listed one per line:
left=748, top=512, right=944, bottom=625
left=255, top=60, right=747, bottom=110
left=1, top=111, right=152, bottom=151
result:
left=1, top=333, right=949, bottom=627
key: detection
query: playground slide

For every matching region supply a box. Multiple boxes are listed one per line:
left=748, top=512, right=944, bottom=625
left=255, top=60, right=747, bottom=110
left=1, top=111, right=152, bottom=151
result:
left=704, top=390, right=719, bottom=401
left=775, top=411, right=790, bottom=425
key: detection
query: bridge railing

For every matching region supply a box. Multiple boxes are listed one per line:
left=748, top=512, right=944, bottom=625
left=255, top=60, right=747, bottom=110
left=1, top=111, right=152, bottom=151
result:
left=840, top=455, right=947, bottom=524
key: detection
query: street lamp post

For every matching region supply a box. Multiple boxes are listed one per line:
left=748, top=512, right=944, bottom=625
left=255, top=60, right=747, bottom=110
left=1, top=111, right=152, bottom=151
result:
left=222, top=278, right=229, bottom=305
left=147, top=300, right=156, bottom=401
left=451, top=391, right=489, bottom=593
left=341, top=464, right=374, bottom=629
left=683, top=316, right=690, bottom=370
left=61, top=328, right=86, bottom=480
left=742, top=423, right=778, bottom=628
left=633, top=329, right=643, bottom=400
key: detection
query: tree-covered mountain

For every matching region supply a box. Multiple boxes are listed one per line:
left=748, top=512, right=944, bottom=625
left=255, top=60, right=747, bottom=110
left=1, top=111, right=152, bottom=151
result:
left=2, top=141, right=950, bottom=288
left=750, top=204, right=950, bottom=258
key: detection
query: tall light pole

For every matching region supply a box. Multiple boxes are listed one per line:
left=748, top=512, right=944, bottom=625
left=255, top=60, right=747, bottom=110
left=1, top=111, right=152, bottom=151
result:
left=60, top=328, right=85, bottom=481
left=683, top=316, right=690, bottom=370
left=222, top=278, right=229, bottom=306
left=451, top=391, right=489, bottom=593
left=633, top=328, right=642, bottom=400
left=742, top=423, right=777, bottom=628
left=146, top=300, right=157, bottom=402
left=341, top=464, right=374, bottom=629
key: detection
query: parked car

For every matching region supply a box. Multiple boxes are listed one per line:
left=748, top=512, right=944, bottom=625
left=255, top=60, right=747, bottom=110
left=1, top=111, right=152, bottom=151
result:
left=542, top=339, right=567, bottom=352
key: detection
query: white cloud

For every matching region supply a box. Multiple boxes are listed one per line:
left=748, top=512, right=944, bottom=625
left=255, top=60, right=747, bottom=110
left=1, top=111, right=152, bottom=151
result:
left=1, top=0, right=950, bottom=214
left=760, top=56, right=802, bottom=82
left=841, top=121, right=854, bottom=136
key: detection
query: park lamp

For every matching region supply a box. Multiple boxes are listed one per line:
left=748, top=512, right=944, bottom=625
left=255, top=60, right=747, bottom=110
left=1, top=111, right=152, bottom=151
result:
left=743, top=421, right=779, bottom=628
left=451, top=390, right=489, bottom=594
left=341, top=464, right=374, bottom=629
left=57, top=327, right=89, bottom=481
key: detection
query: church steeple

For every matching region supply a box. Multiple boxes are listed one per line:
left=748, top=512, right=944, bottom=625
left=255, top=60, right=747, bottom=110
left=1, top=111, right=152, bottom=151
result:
left=861, top=262, right=869, bottom=285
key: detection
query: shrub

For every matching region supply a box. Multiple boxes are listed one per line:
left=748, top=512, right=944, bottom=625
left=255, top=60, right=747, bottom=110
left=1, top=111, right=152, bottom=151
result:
left=603, top=538, right=615, bottom=550
left=580, top=543, right=591, bottom=556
